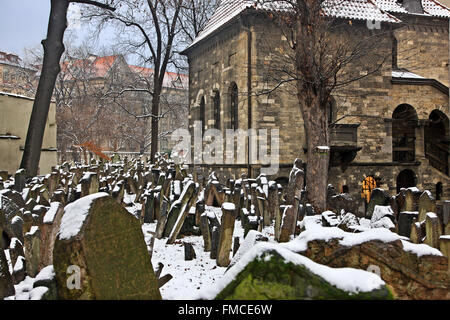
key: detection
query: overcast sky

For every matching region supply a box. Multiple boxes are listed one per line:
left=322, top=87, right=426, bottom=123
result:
left=0, top=0, right=51, bottom=56
left=0, top=0, right=117, bottom=59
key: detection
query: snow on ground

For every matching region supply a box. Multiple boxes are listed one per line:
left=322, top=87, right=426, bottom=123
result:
left=195, top=242, right=387, bottom=300
left=5, top=266, right=54, bottom=300
left=142, top=205, right=274, bottom=300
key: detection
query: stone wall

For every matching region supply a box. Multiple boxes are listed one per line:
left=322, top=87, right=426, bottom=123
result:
left=185, top=12, right=449, bottom=203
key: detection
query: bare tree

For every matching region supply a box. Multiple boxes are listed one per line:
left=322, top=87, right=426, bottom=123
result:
left=19, top=0, right=115, bottom=177
left=83, top=0, right=184, bottom=163
left=255, top=0, right=393, bottom=212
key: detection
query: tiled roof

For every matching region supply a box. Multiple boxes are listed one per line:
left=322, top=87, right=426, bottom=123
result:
left=322, top=0, right=401, bottom=22
left=185, top=0, right=450, bottom=51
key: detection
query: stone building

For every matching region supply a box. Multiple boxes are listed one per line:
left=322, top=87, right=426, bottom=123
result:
left=0, top=91, right=57, bottom=175
left=0, top=51, right=37, bottom=97
left=182, top=0, right=450, bottom=214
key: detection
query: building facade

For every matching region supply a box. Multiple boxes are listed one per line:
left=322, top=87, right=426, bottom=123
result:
left=0, top=92, right=57, bottom=175
left=182, top=0, right=450, bottom=214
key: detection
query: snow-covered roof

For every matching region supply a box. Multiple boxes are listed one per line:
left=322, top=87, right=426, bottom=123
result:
left=185, top=0, right=450, bottom=51
left=392, top=69, right=425, bottom=79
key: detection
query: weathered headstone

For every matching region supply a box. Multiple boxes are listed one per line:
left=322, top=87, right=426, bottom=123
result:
left=279, top=205, right=296, bottom=243
left=398, top=211, right=418, bottom=237
left=402, top=188, right=421, bottom=212
left=366, top=188, right=390, bottom=219
left=184, top=242, right=196, bottom=261
left=80, top=172, right=99, bottom=197
left=418, top=191, right=436, bottom=222
left=210, top=226, right=220, bottom=260
left=24, top=225, right=41, bottom=277
left=200, top=213, right=212, bottom=252
left=410, top=221, right=425, bottom=244
left=425, top=212, right=442, bottom=249
left=53, top=193, right=161, bottom=299
left=39, top=202, right=64, bottom=270
left=439, top=235, right=450, bottom=273
left=216, top=203, right=236, bottom=267
left=14, top=168, right=26, bottom=192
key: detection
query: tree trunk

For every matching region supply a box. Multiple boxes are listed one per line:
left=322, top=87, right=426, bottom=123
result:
left=299, top=91, right=329, bottom=214
left=295, top=1, right=330, bottom=214
left=150, top=91, right=161, bottom=163
left=20, top=0, right=69, bottom=177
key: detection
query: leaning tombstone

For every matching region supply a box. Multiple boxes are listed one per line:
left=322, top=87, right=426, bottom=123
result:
left=216, top=203, right=236, bottom=267
left=53, top=193, right=161, bottom=299
left=279, top=205, right=296, bottom=243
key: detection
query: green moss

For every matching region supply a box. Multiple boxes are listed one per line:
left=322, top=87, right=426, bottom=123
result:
left=53, top=196, right=161, bottom=300
left=216, top=250, right=394, bottom=300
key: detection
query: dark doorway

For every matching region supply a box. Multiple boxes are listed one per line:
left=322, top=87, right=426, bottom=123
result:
left=396, top=169, right=416, bottom=193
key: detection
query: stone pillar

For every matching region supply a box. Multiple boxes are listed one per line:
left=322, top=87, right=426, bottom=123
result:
left=415, top=120, right=426, bottom=161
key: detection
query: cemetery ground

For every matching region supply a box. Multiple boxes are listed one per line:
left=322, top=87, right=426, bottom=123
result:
left=0, top=155, right=449, bottom=300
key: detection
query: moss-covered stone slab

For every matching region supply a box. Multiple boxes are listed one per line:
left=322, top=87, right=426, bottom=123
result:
left=213, top=242, right=392, bottom=300
left=53, top=192, right=161, bottom=300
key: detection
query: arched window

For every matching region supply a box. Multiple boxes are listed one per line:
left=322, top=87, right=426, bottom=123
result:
left=199, top=96, right=205, bottom=133
left=213, top=90, right=220, bottom=130
left=425, top=110, right=449, bottom=175
left=392, top=104, right=418, bottom=163
left=230, top=82, right=238, bottom=130
left=361, top=176, right=377, bottom=203
left=396, top=169, right=416, bottom=193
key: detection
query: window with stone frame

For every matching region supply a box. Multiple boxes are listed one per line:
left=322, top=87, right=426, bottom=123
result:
left=213, top=90, right=220, bottom=130
left=392, top=104, right=418, bottom=163
left=199, top=96, right=206, bottom=133
left=229, top=82, right=238, bottom=130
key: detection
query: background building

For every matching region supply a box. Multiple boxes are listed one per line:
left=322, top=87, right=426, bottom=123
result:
left=183, top=0, right=450, bottom=214
left=0, top=91, right=57, bottom=175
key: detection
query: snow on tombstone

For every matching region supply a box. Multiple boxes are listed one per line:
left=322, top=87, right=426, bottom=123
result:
left=39, top=202, right=64, bottom=270
left=202, top=242, right=392, bottom=300
left=53, top=192, right=161, bottom=299
left=216, top=202, right=236, bottom=267
left=418, top=191, right=436, bottom=222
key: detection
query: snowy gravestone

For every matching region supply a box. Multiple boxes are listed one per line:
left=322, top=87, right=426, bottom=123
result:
left=279, top=205, right=296, bottom=243
left=53, top=193, right=161, bottom=299
left=425, top=212, right=442, bottom=249
left=418, top=191, right=436, bottom=222
left=398, top=211, right=418, bottom=237
left=14, top=169, right=26, bottom=192
left=216, top=202, right=236, bottom=267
